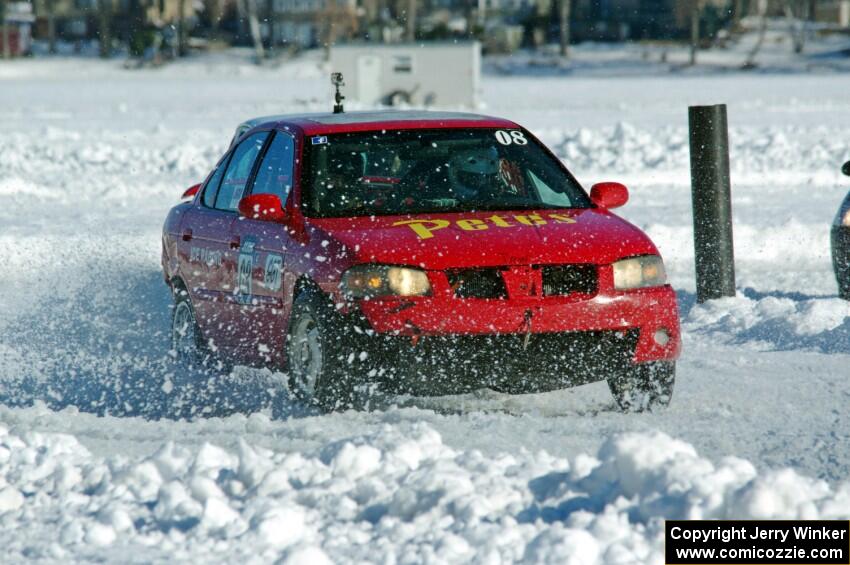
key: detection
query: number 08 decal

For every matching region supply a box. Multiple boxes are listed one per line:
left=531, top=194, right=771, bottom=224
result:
left=495, top=130, right=528, bottom=146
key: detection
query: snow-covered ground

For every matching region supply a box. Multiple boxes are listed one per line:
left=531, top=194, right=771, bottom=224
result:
left=1, top=46, right=850, bottom=562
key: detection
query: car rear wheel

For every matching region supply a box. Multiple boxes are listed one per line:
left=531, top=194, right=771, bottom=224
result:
left=285, top=290, right=356, bottom=412
left=607, top=361, right=675, bottom=412
left=171, top=288, right=230, bottom=372
left=172, top=290, right=206, bottom=366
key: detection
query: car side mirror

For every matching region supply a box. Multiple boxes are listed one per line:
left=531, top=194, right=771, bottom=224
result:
left=238, top=193, right=287, bottom=223
left=590, top=182, right=629, bottom=209
left=181, top=183, right=201, bottom=200
left=842, top=161, right=850, bottom=177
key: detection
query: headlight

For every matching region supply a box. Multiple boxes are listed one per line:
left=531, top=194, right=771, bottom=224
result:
left=612, top=256, right=666, bottom=290
left=341, top=265, right=431, bottom=298
left=842, top=209, right=850, bottom=227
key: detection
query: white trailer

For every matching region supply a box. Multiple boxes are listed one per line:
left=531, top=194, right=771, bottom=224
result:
left=329, top=42, right=481, bottom=109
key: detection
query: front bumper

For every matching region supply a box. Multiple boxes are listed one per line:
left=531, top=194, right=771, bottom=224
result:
left=355, top=284, right=681, bottom=364
left=832, top=226, right=850, bottom=297
left=374, top=329, right=642, bottom=395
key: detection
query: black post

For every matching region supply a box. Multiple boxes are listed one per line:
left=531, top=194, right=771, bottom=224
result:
left=688, top=104, right=736, bottom=303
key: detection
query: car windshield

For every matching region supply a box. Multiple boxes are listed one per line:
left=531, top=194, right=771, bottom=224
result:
left=302, top=128, right=591, bottom=217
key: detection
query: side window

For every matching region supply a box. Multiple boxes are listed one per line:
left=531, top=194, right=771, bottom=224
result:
left=214, top=132, right=268, bottom=211
left=249, top=132, right=295, bottom=203
left=202, top=163, right=226, bottom=208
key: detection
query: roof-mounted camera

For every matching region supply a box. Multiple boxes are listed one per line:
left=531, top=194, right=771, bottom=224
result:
left=331, top=72, right=345, bottom=114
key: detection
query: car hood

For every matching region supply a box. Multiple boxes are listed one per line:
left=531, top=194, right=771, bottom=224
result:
left=306, top=208, right=659, bottom=270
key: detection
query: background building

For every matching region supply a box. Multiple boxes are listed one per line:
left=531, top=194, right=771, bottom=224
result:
left=3, top=1, right=36, bottom=55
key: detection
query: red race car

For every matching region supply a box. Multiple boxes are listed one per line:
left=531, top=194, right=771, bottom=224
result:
left=162, top=110, right=680, bottom=412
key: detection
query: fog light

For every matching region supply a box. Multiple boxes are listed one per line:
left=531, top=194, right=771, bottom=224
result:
left=653, top=328, right=670, bottom=346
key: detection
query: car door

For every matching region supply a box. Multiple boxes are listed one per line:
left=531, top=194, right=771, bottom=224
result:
left=176, top=154, right=232, bottom=353
left=229, top=130, right=297, bottom=364
left=182, top=131, right=270, bottom=353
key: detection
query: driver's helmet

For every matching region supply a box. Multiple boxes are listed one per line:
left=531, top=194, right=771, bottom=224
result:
left=449, top=147, right=500, bottom=199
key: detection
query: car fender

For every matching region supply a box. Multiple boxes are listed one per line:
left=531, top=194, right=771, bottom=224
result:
left=161, top=203, right=192, bottom=288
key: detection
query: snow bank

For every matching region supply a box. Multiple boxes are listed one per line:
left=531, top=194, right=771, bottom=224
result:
left=0, top=128, right=218, bottom=208
left=684, top=292, right=850, bottom=353
left=0, top=422, right=847, bottom=562
left=538, top=121, right=847, bottom=186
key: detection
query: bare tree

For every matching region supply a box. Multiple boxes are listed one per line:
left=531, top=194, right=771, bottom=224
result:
left=266, top=0, right=275, bottom=52
left=237, top=0, right=265, bottom=61
left=744, top=0, right=769, bottom=68
left=559, top=0, right=571, bottom=58
left=177, top=0, right=187, bottom=56
left=320, top=0, right=337, bottom=60
left=690, top=0, right=701, bottom=65
left=783, top=0, right=807, bottom=53
left=319, top=0, right=357, bottom=57
left=98, top=0, right=112, bottom=58
left=46, top=0, right=57, bottom=54
left=405, top=0, right=416, bottom=41
left=363, top=0, right=379, bottom=23
left=249, top=0, right=266, bottom=59
left=731, top=0, right=746, bottom=30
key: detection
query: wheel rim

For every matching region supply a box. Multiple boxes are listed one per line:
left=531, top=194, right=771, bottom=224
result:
left=290, top=314, right=323, bottom=397
left=172, top=301, right=197, bottom=361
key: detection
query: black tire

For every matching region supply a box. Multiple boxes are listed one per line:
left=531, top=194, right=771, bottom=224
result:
left=384, top=90, right=412, bottom=106
left=171, top=288, right=208, bottom=365
left=831, top=226, right=850, bottom=300
left=837, top=273, right=850, bottom=301
left=285, top=289, right=358, bottom=412
left=833, top=259, right=850, bottom=300
left=171, top=287, right=230, bottom=373
left=607, top=361, right=675, bottom=413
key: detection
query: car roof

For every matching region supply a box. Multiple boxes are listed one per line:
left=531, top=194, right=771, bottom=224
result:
left=239, top=110, right=520, bottom=137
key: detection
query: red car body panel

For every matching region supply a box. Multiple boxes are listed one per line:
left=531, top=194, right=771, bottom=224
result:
left=305, top=208, right=658, bottom=269
left=162, top=111, right=681, bottom=370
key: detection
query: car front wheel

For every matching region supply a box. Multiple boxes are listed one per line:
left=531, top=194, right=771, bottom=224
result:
left=285, top=291, right=356, bottom=412
left=832, top=227, right=850, bottom=300
left=607, top=361, right=675, bottom=412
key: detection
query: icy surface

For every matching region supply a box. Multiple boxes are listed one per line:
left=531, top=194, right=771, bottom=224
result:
left=1, top=47, right=850, bottom=562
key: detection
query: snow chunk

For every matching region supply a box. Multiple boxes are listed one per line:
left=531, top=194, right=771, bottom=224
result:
left=727, top=469, right=832, bottom=519
left=330, top=443, right=382, bottom=480
left=524, top=527, right=600, bottom=565
left=0, top=487, right=24, bottom=514
left=281, top=545, right=333, bottom=565
left=252, top=506, right=306, bottom=548
left=84, top=523, right=116, bottom=546
left=202, top=497, right=243, bottom=532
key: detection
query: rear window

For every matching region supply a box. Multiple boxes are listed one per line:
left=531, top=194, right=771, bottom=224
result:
left=302, top=128, right=589, bottom=218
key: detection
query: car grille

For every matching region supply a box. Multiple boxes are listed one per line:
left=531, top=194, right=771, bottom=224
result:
left=446, top=265, right=598, bottom=299
left=446, top=269, right=507, bottom=299
left=542, top=265, right=597, bottom=296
